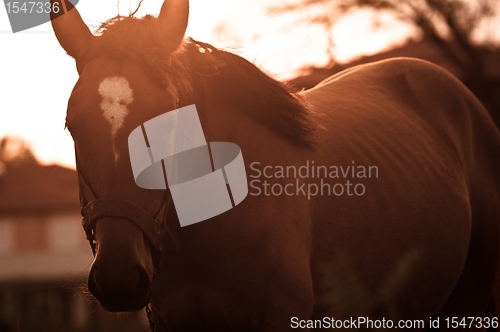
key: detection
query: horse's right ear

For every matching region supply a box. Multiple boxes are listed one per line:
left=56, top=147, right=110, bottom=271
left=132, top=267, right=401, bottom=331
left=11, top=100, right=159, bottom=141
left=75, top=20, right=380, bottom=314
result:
left=50, top=0, right=93, bottom=61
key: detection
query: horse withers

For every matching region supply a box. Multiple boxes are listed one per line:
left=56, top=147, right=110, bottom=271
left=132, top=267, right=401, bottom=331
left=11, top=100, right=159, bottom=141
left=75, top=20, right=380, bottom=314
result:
left=50, top=0, right=500, bottom=330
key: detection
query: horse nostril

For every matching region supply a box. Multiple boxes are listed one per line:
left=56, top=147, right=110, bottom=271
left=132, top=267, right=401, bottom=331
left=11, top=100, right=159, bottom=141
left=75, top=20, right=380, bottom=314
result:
left=87, top=263, right=151, bottom=311
left=133, top=266, right=151, bottom=299
left=87, top=266, right=103, bottom=299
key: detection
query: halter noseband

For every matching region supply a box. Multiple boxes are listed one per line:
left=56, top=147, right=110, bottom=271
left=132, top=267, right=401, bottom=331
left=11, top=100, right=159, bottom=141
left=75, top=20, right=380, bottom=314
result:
left=78, top=167, right=170, bottom=274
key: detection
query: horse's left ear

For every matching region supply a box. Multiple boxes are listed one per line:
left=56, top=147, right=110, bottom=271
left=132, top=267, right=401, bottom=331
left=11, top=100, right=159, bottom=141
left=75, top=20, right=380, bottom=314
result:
left=157, top=0, right=189, bottom=53
left=50, top=0, right=94, bottom=61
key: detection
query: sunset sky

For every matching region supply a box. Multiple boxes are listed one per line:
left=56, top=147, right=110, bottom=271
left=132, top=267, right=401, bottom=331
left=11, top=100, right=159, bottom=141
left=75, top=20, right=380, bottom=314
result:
left=0, top=0, right=417, bottom=168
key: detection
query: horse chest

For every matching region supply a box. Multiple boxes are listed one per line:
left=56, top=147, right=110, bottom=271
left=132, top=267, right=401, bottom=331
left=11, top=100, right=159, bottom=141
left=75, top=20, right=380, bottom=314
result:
left=157, top=284, right=265, bottom=331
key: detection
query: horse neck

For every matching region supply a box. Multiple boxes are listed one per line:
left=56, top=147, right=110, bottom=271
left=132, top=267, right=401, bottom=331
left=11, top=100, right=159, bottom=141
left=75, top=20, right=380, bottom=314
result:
left=177, top=53, right=311, bottom=166
left=200, top=98, right=305, bottom=167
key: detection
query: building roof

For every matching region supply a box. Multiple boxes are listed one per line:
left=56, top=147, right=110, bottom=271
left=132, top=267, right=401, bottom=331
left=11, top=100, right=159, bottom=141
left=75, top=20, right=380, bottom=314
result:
left=0, top=162, right=80, bottom=215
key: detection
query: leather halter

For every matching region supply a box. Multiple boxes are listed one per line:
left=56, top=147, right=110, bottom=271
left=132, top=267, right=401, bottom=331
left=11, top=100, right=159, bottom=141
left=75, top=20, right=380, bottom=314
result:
left=77, top=164, right=170, bottom=274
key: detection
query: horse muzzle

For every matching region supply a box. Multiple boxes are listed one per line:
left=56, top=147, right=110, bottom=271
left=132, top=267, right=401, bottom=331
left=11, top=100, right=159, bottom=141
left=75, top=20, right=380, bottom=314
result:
left=85, top=215, right=155, bottom=312
left=88, top=263, right=151, bottom=312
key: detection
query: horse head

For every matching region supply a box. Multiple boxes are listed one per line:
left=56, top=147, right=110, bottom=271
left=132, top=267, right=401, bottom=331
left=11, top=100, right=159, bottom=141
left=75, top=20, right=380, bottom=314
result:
left=50, top=0, right=189, bottom=312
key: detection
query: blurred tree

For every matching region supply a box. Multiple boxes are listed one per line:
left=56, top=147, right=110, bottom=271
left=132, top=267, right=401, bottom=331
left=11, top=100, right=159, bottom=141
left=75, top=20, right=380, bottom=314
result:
left=0, top=136, right=38, bottom=165
left=269, top=0, right=499, bottom=76
left=270, top=0, right=500, bottom=126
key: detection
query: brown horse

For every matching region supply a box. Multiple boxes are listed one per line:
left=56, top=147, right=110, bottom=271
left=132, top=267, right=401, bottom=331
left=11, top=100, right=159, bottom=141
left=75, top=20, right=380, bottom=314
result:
left=50, top=0, right=500, bottom=330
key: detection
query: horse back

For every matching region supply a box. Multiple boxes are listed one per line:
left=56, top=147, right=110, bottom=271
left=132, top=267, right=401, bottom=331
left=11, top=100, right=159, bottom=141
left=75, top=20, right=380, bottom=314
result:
left=303, top=57, right=500, bottom=320
left=308, top=57, right=500, bottom=229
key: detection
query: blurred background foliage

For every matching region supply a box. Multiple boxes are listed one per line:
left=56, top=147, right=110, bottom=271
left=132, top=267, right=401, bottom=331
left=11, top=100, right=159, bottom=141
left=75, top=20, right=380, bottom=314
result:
left=270, top=0, right=500, bottom=127
left=0, top=136, right=37, bottom=166
left=270, top=0, right=500, bottom=74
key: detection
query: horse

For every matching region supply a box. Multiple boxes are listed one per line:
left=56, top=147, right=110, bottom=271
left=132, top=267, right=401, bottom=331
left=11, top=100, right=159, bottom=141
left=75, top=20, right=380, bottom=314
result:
left=50, top=0, right=500, bottom=330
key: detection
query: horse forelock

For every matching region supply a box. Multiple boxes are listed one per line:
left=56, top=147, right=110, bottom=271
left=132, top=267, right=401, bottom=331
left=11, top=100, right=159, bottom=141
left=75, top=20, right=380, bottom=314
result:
left=85, top=14, right=317, bottom=149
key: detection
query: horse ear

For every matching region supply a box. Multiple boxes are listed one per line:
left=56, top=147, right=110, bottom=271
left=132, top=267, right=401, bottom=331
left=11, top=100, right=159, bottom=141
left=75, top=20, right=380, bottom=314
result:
left=157, top=0, right=189, bottom=53
left=50, top=0, right=93, bottom=60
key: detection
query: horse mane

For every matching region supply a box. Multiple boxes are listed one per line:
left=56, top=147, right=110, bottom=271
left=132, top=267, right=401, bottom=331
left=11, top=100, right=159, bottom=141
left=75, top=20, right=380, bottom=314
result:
left=92, top=15, right=317, bottom=149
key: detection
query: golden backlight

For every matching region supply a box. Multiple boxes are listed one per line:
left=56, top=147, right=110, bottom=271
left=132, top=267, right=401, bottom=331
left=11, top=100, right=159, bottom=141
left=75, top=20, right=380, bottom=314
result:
left=0, top=0, right=416, bottom=168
